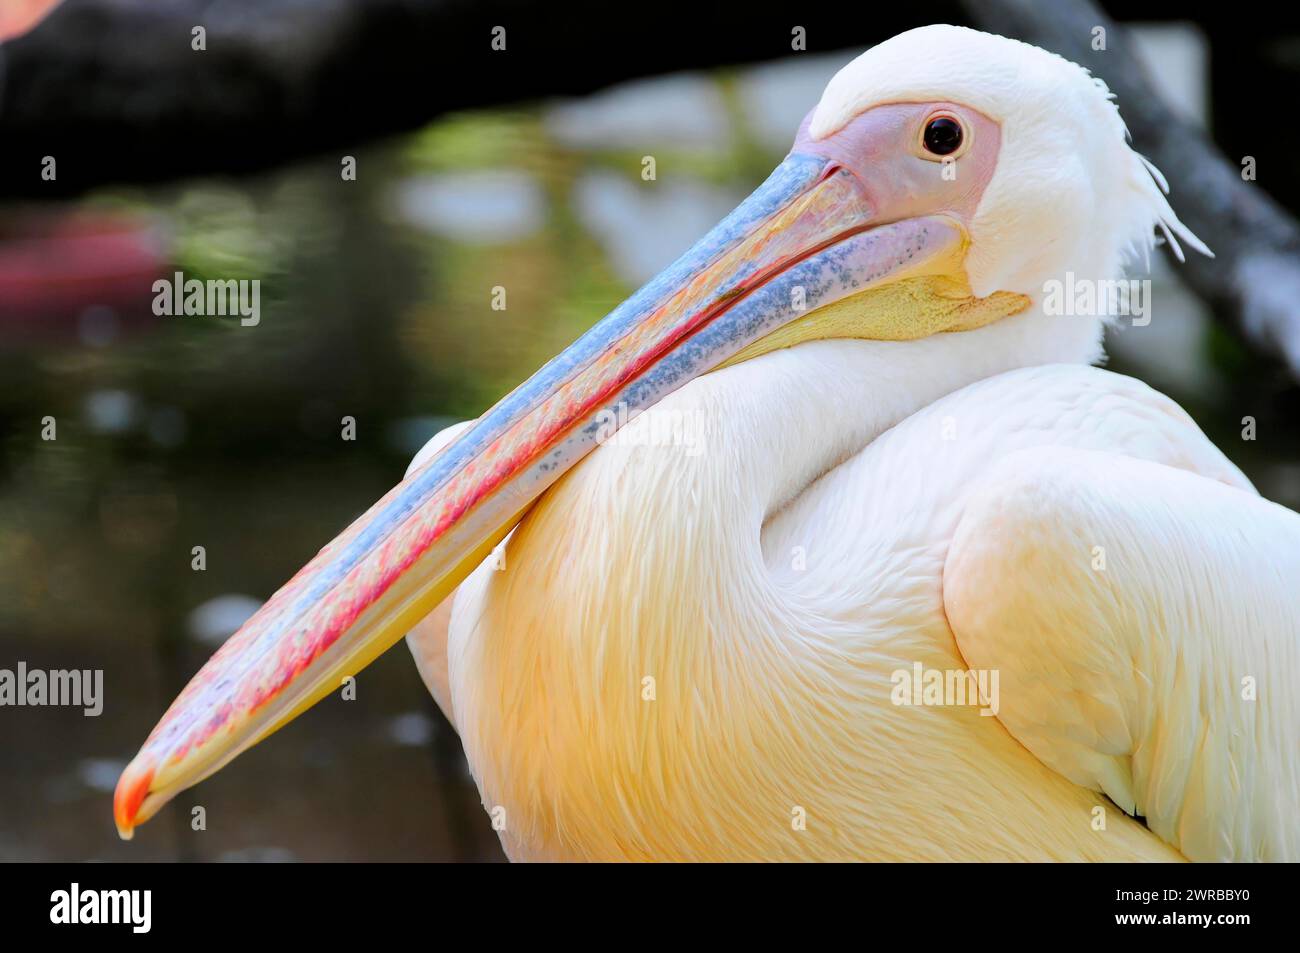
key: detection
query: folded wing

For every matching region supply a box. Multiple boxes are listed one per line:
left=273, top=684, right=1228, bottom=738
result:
left=946, top=445, right=1300, bottom=861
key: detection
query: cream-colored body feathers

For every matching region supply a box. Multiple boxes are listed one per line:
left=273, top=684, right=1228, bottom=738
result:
left=403, top=25, right=1299, bottom=861
left=411, top=325, right=1294, bottom=861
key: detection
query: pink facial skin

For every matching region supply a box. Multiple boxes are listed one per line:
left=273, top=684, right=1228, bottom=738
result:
left=793, top=102, right=1002, bottom=238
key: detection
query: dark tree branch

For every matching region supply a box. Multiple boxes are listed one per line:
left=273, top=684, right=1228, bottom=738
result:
left=962, top=0, right=1300, bottom=379
left=0, top=0, right=960, bottom=197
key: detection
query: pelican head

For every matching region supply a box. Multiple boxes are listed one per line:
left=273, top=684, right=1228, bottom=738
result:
left=114, top=24, right=1204, bottom=837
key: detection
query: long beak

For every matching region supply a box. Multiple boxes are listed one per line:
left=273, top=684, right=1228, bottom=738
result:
left=114, top=136, right=977, bottom=838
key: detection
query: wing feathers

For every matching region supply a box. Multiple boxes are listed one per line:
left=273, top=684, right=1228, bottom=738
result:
left=945, top=447, right=1299, bottom=861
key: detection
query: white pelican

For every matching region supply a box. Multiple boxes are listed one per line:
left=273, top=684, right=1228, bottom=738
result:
left=115, top=25, right=1299, bottom=861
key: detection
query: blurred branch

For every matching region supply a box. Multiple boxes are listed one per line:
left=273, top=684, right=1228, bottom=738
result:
left=963, top=0, right=1300, bottom=379
left=0, top=0, right=954, bottom=197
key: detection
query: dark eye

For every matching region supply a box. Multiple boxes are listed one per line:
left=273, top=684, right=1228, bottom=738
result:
left=923, top=116, right=964, bottom=156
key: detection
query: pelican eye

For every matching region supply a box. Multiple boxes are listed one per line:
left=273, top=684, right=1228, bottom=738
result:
left=922, top=116, right=964, bottom=156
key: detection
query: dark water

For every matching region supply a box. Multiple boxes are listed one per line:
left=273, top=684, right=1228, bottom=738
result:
left=2, top=56, right=1298, bottom=862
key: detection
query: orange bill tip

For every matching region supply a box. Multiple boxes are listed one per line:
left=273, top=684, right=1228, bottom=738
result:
left=113, top=759, right=154, bottom=841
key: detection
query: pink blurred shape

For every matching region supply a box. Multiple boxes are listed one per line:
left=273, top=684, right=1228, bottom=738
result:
left=0, top=212, right=168, bottom=342
left=0, top=0, right=66, bottom=43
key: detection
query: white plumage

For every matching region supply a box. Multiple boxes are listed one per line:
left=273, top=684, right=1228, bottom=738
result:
left=403, top=26, right=1298, bottom=861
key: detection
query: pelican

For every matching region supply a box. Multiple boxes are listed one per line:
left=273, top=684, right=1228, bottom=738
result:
left=114, top=25, right=1299, bottom=861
